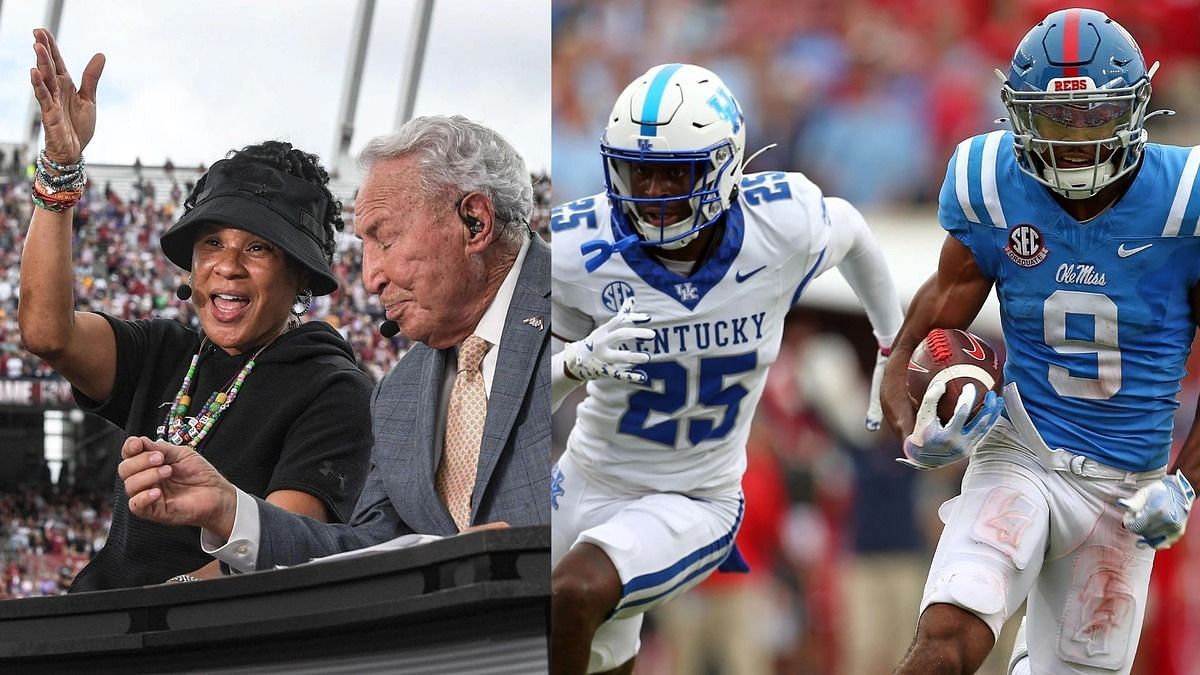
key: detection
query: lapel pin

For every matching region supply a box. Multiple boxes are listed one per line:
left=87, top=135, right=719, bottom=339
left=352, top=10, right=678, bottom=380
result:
left=522, top=316, right=545, bottom=331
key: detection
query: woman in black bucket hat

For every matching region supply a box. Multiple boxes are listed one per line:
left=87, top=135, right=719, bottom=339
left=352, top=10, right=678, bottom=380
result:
left=19, top=28, right=373, bottom=591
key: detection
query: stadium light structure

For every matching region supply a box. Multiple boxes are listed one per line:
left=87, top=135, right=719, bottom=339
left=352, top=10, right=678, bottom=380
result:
left=331, top=0, right=434, bottom=187
left=395, top=0, right=434, bottom=129
left=332, top=0, right=376, bottom=179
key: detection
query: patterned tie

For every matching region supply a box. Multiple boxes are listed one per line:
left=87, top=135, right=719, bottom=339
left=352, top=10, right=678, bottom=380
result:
left=436, top=335, right=491, bottom=531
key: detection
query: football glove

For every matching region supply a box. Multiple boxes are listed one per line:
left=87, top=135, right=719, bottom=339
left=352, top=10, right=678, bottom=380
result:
left=562, top=296, right=655, bottom=384
left=1118, top=472, right=1195, bottom=550
left=897, top=381, right=1004, bottom=471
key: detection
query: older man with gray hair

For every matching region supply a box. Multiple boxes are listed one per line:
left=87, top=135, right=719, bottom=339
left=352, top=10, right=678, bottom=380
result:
left=117, top=115, right=550, bottom=570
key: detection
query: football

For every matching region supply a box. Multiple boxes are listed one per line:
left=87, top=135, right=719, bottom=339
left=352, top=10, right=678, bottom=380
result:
left=907, top=328, right=1003, bottom=425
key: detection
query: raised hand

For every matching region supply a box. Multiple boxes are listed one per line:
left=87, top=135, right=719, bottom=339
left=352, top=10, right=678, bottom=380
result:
left=562, top=296, right=655, bottom=384
left=897, top=382, right=1004, bottom=470
left=119, top=436, right=237, bottom=538
left=1118, top=472, right=1195, bottom=549
left=29, top=28, right=105, bottom=164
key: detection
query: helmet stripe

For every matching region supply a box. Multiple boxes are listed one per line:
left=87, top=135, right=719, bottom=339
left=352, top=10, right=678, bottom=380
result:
left=1062, top=8, right=1081, bottom=77
left=639, top=63, right=684, bottom=137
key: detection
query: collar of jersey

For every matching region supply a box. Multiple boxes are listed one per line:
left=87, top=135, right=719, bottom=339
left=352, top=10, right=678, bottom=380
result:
left=612, top=201, right=746, bottom=311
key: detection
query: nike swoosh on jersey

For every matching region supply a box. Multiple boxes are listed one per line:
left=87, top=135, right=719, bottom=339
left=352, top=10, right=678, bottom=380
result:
left=1117, top=243, right=1153, bottom=258
left=735, top=266, right=767, bottom=283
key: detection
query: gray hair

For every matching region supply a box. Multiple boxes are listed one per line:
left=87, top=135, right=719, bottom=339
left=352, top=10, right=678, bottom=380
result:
left=359, top=115, right=533, bottom=248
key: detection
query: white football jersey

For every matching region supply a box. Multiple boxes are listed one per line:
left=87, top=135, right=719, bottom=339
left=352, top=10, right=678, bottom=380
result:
left=552, top=171, right=836, bottom=495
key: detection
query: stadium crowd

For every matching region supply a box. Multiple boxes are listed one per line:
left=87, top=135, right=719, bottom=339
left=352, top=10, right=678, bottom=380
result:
left=0, top=162, right=552, bottom=596
left=1, top=484, right=110, bottom=599
left=552, top=0, right=1200, bottom=207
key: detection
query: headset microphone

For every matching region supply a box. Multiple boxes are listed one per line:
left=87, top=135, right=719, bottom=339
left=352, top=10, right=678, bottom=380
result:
left=379, top=320, right=400, bottom=338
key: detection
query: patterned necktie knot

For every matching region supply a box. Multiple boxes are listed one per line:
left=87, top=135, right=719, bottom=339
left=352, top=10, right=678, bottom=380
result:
left=458, top=335, right=490, bottom=374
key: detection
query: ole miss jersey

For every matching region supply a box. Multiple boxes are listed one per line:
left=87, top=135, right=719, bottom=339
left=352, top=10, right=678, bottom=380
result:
left=942, top=130, right=1200, bottom=471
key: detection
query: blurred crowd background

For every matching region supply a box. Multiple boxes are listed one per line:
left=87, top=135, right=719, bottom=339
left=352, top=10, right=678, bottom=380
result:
left=552, top=1, right=1200, bottom=674
left=553, top=0, right=1200, bottom=207
left=0, top=159, right=551, bottom=599
left=1, top=484, right=109, bottom=598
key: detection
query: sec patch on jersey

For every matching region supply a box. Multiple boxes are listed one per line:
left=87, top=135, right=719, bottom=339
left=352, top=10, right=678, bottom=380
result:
left=907, top=329, right=1003, bottom=424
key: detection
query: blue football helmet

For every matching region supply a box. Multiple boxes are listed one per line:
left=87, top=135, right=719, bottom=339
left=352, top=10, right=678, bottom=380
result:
left=1000, top=8, right=1157, bottom=199
left=601, top=63, right=746, bottom=249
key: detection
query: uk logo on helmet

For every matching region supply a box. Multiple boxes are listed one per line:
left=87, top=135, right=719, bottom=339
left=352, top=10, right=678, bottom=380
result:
left=706, top=87, right=743, bottom=134
left=637, top=138, right=653, bottom=152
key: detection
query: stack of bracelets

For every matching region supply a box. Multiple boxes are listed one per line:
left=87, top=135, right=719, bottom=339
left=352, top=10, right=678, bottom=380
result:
left=32, top=149, right=86, bottom=212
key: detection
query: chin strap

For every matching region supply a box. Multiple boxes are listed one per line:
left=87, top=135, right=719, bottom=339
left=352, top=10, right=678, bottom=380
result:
left=581, top=234, right=640, bottom=273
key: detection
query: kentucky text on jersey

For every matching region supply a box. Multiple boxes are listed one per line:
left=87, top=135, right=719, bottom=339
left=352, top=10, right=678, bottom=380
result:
left=626, top=312, right=767, bottom=355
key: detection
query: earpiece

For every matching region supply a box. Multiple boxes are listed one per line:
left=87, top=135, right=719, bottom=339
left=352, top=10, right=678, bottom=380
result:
left=457, top=193, right=484, bottom=235
left=461, top=211, right=484, bottom=235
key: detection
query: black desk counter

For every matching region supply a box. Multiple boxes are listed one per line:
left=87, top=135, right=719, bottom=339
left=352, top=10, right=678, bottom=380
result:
left=0, top=526, right=549, bottom=673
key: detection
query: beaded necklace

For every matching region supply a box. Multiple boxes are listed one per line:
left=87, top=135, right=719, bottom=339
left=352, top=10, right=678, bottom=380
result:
left=158, top=338, right=272, bottom=449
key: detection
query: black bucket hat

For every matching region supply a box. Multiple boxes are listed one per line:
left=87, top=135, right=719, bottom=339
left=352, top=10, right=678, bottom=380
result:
left=160, top=159, right=339, bottom=296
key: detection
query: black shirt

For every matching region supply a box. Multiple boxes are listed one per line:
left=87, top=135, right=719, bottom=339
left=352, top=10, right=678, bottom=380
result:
left=70, top=317, right=373, bottom=591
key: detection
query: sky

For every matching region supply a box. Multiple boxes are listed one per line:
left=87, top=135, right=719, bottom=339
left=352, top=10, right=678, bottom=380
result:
left=0, top=0, right=550, bottom=173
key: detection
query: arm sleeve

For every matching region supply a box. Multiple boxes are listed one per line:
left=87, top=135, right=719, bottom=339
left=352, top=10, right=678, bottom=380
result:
left=937, top=141, right=1002, bottom=280
left=551, top=336, right=583, bottom=411
left=72, top=314, right=184, bottom=426
left=204, top=476, right=406, bottom=572
left=550, top=278, right=594, bottom=410
left=551, top=284, right=594, bottom=342
left=253, top=457, right=413, bottom=568
left=201, top=487, right=262, bottom=573
left=265, top=367, right=375, bottom=523
left=821, top=197, right=904, bottom=347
